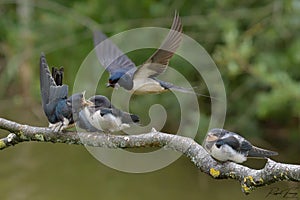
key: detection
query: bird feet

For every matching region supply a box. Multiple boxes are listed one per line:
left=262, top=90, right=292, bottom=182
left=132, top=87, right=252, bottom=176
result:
left=48, top=118, right=71, bottom=132
left=49, top=122, right=63, bottom=132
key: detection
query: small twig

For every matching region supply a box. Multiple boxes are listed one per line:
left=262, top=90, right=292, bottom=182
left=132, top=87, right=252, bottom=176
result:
left=0, top=117, right=299, bottom=194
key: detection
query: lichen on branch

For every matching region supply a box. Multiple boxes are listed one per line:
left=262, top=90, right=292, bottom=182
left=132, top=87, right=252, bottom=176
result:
left=0, top=117, right=299, bottom=194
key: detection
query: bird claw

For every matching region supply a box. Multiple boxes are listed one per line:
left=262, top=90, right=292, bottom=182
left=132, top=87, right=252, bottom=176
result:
left=7, top=133, right=16, bottom=142
left=49, top=122, right=62, bottom=132
left=49, top=118, right=71, bottom=132
left=151, top=127, right=158, bottom=132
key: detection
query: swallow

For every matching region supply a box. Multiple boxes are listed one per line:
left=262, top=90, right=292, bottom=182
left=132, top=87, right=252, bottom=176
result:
left=93, top=12, right=195, bottom=95
left=77, top=95, right=140, bottom=133
left=39, top=53, right=89, bottom=131
left=203, top=128, right=278, bottom=163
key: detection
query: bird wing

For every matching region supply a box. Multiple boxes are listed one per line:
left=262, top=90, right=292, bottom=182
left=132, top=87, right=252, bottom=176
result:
left=77, top=109, right=100, bottom=132
left=49, top=85, right=68, bottom=103
left=88, top=95, right=112, bottom=109
left=133, top=11, right=182, bottom=80
left=52, top=66, right=64, bottom=86
left=93, top=30, right=136, bottom=76
left=239, top=140, right=253, bottom=152
left=40, top=53, right=68, bottom=108
left=100, top=107, right=139, bottom=124
left=217, top=136, right=241, bottom=151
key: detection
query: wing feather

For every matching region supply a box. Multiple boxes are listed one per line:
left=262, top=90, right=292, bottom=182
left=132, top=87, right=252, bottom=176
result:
left=134, top=11, right=183, bottom=79
left=40, top=53, right=68, bottom=108
left=40, top=53, right=57, bottom=107
left=93, top=30, right=136, bottom=75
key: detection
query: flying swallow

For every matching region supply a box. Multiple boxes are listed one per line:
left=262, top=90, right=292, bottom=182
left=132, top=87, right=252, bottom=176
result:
left=39, top=53, right=89, bottom=131
left=76, top=95, right=140, bottom=133
left=93, top=12, right=195, bottom=95
left=203, top=128, right=278, bottom=163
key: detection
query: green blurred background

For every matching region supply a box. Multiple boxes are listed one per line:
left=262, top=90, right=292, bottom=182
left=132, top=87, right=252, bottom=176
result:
left=0, top=0, right=299, bottom=199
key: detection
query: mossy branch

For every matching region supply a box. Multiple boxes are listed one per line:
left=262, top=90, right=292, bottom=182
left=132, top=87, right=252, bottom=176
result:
left=0, top=117, right=299, bottom=194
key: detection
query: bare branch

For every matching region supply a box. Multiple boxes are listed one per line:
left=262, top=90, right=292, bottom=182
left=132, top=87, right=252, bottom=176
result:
left=0, top=117, right=299, bottom=194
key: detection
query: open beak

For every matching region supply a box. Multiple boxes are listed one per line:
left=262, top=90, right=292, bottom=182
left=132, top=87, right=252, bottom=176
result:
left=83, top=99, right=94, bottom=106
left=206, top=134, right=218, bottom=142
left=81, top=91, right=93, bottom=106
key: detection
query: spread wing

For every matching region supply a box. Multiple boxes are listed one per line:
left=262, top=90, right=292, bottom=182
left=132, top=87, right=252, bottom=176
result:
left=51, top=67, right=64, bottom=86
left=134, top=11, right=182, bottom=79
left=40, top=53, right=68, bottom=109
left=217, top=136, right=241, bottom=151
left=93, top=30, right=136, bottom=76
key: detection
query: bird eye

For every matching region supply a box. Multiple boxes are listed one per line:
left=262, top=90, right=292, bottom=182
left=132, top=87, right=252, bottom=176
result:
left=109, top=77, right=119, bottom=84
left=216, top=144, right=221, bottom=148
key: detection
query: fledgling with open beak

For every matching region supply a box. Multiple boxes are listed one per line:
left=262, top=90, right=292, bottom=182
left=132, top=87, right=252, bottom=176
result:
left=76, top=95, right=140, bottom=133
left=93, top=11, right=195, bottom=95
left=203, top=128, right=278, bottom=163
left=39, top=53, right=89, bottom=132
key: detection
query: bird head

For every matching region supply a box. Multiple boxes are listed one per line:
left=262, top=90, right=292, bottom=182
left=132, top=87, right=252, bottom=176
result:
left=107, top=72, right=133, bottom=90
left=89, top=95, right=111, bottom=108
left=107, top=73, right=121, bottom=88
left=203, top=128, right=228, bottom=152
left=68, top=91, right=93, bottom=112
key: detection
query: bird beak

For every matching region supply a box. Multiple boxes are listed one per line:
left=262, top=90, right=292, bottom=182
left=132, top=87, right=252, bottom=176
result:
left=206, top=134, right=218, bottom=142
left=83, top=99, right=94, bottom=106
left=106, top=83, right=114, bottom=88
left=81, top=91, right=93, bottom=106
left=82, top=91, right=86, bottom=98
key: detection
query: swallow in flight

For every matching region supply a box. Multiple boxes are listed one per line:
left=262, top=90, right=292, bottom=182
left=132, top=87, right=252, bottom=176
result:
left=93, top=11, right=195, bottom=95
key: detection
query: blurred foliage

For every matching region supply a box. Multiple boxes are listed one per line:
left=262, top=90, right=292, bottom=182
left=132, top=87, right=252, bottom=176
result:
left=0, top=0, right=299, bottom=150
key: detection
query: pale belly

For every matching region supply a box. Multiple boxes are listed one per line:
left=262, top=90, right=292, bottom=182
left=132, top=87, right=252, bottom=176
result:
left=89, top=110, right=129, bottom=133
left=131, top=78, right=166, bottom=94
left=210, top=144, right=247, bottom=163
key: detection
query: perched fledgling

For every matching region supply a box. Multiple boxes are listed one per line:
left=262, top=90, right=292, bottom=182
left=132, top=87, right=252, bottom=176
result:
left=93, top=11, right=195, bottom=95
left=76, top=95, right=140, bottom=133
left=203, top=128, right=278, bottom=163
left=39, top=53, right=90, bottom=131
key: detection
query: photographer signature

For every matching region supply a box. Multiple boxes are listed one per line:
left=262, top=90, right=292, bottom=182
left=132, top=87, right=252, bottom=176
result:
left=266, top=187, right=299, bottom=199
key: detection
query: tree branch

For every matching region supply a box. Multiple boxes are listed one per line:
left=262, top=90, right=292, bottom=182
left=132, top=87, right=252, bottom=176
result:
left=0, top=117, right=299, bottom=194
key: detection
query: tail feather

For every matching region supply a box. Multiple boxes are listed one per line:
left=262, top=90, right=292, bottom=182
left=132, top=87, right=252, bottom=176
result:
left=117, top=109, right=139, bottom=124
left=155, top=78, right=222, bottom=101
left=248, top=146, right=278, bottom=158
left=130, top=114, right=140, bottom=123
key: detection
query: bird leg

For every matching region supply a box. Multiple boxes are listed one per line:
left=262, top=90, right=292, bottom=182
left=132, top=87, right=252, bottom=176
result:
left=49, top=122, right=63, bottom=132
left=63, top=123, right=75, bottom=130
left=59, top=118, right=70, bottom=131
left=48, top=118, right=71, bottom=132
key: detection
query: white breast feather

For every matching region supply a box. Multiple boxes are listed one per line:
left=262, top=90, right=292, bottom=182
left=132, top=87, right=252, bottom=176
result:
left=132, top=78, right=164, bottom=94
left=210, top=144, right=247, bottom=163
left=87, top=110, right=130, bottom=133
